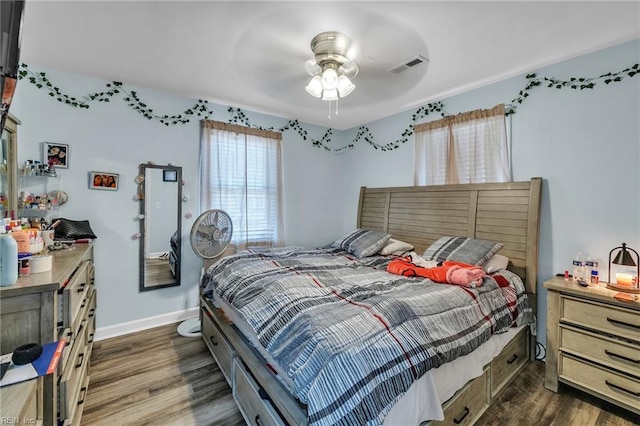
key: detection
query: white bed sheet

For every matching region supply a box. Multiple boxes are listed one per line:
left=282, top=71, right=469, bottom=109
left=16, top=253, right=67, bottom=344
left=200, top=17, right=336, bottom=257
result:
left=209, top=291, right=525, bottom=425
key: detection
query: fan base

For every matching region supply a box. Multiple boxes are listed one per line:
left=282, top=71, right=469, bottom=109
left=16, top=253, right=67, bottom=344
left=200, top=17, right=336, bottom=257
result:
left=177, top=318, right=201, bottom=338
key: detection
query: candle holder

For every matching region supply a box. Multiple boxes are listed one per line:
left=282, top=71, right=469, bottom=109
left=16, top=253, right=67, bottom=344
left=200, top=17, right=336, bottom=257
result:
left=607, top=242, right=640, bottom=294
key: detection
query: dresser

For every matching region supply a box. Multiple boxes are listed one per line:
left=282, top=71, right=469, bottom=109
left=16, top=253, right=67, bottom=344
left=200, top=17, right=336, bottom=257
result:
left=544, top=276, right=639, bottom=415
left=0, top=242, right=96, bottom=425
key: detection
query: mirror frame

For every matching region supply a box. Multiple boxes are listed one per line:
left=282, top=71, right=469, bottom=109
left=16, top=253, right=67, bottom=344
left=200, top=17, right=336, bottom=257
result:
left=2, top=114, right=19, bottom=216
left=138, top=163, right=183, bottom=292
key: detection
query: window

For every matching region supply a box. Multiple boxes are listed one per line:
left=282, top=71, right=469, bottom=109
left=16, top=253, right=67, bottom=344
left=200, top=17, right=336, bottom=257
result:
left=414, top=104, right=511, bottom=185
left=200, top=120, right=283, bottom=249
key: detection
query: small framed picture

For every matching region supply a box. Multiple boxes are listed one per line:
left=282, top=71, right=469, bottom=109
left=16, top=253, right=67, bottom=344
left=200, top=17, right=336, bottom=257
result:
left=43, top=142, right=69, bottom=169
left=89, top=171, right=119, bottom=191
left=163, top=169, right=178, bottom=182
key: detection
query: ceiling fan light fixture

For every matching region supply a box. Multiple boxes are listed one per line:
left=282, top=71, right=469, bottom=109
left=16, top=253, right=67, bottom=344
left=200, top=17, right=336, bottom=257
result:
left=337, top=75, right=355, bottom=97
left=321, top=67, right=339, bottom=90
left=305, top=31, right=358, bottom=103
left=321, top=89, right=339, bottom=101
left=305, top=75, right=322, bottom=98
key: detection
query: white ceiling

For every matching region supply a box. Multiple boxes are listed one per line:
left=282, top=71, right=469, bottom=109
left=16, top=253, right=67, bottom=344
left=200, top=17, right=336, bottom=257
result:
left=18, top=1, right=640, bottom=130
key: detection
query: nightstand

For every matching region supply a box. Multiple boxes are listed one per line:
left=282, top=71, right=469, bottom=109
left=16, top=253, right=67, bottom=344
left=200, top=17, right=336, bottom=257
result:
left=544, top=276, right=639, bottom=415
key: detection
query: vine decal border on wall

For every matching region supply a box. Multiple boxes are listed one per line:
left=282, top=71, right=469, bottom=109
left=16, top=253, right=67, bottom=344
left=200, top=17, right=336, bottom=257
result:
left=18, top=62, right=639, bottom=152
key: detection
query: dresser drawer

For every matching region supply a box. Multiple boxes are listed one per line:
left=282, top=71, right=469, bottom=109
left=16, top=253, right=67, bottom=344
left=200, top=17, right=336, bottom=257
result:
left=561, top=297, right=640, bottom=343
left=60, top=261, right=91, bottom=332
left=202, top=307, right=234, bottom=383
left=560, top=354, right=640, bottom=414
left=59, top=325, right=88, bottom=422
left=490, top=328, right=528, bottom=397
left=561, top=326, right=640, bottom=378
left=62, top=372, right=90, bottom=426
left=233, top=360, right=285, bottom=426
left=86, top=290, right=96, bottom=345
left=435, top=367, right=489, bottom=426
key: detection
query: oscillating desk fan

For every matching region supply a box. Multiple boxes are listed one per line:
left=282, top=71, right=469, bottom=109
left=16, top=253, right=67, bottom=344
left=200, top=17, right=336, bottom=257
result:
left=177, top=209, right=233, bottom=337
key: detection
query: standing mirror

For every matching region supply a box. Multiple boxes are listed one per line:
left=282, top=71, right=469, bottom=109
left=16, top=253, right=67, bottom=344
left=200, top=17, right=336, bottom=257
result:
left=138, top=164, right=182, bottom=291
left=1, top=114, right=19, bottom=217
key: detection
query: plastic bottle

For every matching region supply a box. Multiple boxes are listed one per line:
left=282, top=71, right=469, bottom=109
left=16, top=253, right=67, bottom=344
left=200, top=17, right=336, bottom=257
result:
left=0, top=230, right=18, bottom=286
left=572, top=252, right=585, bottom=281
left=11, top=227, right=31, bottom=254
left=585, top=257, right=599, bottom=284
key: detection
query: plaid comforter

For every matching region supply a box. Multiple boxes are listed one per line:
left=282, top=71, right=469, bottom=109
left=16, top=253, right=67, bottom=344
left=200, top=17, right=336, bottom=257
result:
left=203, top=246, right=533, bottom=426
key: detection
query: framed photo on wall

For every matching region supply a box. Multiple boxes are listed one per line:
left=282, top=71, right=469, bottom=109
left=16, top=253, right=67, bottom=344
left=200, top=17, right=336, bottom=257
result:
left=43, top=142, right=69, bottom=169
left=89, top=171, right=119, bottom=191
left=163, top=169, right=178, bottom=182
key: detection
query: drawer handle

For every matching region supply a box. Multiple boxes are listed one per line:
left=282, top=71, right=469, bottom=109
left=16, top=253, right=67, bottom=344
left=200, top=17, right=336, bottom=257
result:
left=607, top=317, right=640, bottom=330
left=77, top=282, right=86, bottom=293
left=605, top=350, right=640, bottom=365
left=605, top=380, right=640, bottom=397
left=209, top=335, right=219, bottom=346
left=88, top=332, right=95, bottom=344
left=75, top=352, right=85, bottom=369
left=80, top=298, right=87, bottom=309
left=77, top=386, right=87, bottom=405
left=88, top=308, right=96, bottom=318
left=506, top=354, right=519, bottom=365
left=254, top=415, right=263, bottom=426
left=453, top=406, right=470, bottom=424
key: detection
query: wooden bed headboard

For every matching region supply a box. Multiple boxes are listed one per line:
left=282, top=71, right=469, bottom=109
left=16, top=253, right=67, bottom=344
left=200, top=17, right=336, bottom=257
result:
left=357, top=178, right=542, bottom=295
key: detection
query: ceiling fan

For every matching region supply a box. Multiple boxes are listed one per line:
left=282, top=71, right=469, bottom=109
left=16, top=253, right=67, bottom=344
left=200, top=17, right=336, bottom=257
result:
left=304, top=31, right=359, bottom=102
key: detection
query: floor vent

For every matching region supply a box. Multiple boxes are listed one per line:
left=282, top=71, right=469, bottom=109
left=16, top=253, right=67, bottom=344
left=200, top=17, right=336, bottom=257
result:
left=388, top=55, right=429, bottom=74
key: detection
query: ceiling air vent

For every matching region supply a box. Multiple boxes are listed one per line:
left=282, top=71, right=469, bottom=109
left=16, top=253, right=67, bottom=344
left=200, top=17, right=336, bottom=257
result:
left=388, top=55, right=429, bottom=74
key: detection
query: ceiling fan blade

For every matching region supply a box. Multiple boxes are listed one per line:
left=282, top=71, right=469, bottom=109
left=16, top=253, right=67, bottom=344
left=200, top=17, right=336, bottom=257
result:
left=339, top=61, right=359, bottom=79
left=305, top=59, right=321, bottom=76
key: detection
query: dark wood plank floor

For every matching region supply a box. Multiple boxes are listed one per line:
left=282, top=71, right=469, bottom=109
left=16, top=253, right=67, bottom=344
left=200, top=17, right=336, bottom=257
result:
left=83, top=323, right=639, bottom=426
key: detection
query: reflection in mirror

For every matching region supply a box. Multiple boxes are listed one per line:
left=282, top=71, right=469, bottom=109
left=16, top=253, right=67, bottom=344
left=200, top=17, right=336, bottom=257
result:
left=139, top=164, right=182, bottom=291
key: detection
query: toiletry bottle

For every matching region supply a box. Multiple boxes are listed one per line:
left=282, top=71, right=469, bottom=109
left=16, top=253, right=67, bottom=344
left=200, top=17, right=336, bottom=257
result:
left=572, top=252, right=585, bottom=281
left=11, top=227, right=31, bottom=254
left=0, top=229, right=18, bottom=286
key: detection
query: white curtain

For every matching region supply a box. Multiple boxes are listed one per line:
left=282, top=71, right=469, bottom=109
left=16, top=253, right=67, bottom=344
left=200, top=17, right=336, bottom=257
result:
left=200, top=120, right=284, bottom=250
left=414, top=104, right=511, bottom=185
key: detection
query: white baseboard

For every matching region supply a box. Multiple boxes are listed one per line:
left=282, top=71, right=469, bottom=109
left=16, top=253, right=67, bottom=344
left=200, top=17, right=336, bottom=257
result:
left=94, top=308, right=199, bottom=341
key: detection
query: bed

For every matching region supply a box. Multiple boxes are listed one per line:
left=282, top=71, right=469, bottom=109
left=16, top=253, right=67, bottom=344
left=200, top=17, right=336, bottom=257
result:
left=199, top=177, right=542, bottom=426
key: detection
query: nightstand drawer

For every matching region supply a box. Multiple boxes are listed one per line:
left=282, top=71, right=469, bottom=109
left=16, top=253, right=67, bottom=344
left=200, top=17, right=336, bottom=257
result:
left=435, top=367, right=489, bottom=426
left=561, top=326, right=640, bottom=378
left=562, top=297, right=640, bottom=343
left=560, top=354, right=640, bottom=414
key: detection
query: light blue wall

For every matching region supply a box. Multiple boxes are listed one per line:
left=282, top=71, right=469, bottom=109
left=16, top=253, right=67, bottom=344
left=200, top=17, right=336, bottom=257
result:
left=11, top=71, right=344, bottom=329
left=11, top=39, right=639, bottom=347
left=336, top=39, right=640, bottom=346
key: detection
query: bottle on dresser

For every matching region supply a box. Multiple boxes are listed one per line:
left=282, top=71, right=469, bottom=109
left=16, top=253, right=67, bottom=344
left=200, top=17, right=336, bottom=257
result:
left=0, top=227, right=18, bottom=286
left=585, top=256, right=599, bottom=284
left=572, top=252, right=586, bottom=281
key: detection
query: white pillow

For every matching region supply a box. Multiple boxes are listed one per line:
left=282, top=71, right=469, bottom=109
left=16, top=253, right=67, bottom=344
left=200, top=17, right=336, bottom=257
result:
left=378, top=238, right=414, bottom=255
left=483, top=254, right=509, bottom=273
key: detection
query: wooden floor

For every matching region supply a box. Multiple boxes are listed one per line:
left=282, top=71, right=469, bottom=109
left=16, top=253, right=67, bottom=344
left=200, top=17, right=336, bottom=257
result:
left=144, top=257, right=176, bottom=288
left=83, top=323, right=639, bottom=426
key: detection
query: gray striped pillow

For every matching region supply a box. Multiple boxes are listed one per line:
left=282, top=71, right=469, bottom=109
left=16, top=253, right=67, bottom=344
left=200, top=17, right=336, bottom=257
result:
left=423, top=236, right=503, bottom=266
left=332, top=229, right=391, bottom=258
